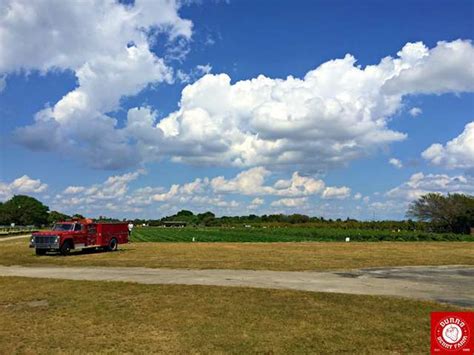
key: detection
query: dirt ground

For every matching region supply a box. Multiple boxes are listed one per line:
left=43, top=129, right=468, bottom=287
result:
left=0, top=264, right=472, bottom=307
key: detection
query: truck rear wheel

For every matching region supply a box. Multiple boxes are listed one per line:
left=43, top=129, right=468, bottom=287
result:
left=60, top=240, right=72, bottom=256
left=35, top=249, right=47, bottom=256
left=107, top=238, right=118, bottom=252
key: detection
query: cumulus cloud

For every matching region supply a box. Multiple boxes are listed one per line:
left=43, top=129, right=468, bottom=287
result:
left=0, top=0, right=191, bottom=73
left=389, top=158, right=403, bottom=168
left=2, top=0, right=192, bottom=169
left=11, top=38, right=474, bottom=170
left=211, top=167, right=273, bottom=195
left=422, top=122, right=474, bottom=170
left=321, top=186, right=351, bottom=199
left=382, top=40, right=474, bottom=95
left=59, top=170, right=145, bottom=203
left=48, top=167, right=357, bottom=216
left=409, top=107, right=422, bottom=117
left=148, top=40, right=474, bottom=171
left=249, top=197, right=264, bottom=209
left=0, top=175, right=48, bottom=200
left=210, top=167, right=327, bottom=197
left=386, top=172, right=474, bottom=201
left=271, top=197, right=307, bottom=207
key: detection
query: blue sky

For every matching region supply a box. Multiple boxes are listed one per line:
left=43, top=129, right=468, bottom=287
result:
left=0, top=0, right=473, bottom=220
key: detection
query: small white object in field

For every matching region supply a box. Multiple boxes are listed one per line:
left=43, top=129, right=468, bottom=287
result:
left=345, top=237, right=350, bottom=242
left=192, top=237, right=195, bottom=242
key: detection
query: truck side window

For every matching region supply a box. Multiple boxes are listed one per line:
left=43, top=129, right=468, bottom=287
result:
left=74, top=223, right=82, bottom=231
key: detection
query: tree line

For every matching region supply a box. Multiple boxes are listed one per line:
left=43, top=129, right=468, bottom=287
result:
left=0, top=193, right=472, bottom=234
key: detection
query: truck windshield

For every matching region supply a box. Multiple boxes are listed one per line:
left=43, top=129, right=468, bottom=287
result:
left=52, top=223, right=74, bottom=231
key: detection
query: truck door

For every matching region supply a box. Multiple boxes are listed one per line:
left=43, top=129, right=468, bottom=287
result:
left=73, top=223, right=87, bottom=248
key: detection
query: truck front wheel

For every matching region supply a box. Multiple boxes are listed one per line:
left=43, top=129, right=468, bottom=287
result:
left=107, top=238, right=118, bottom=252
left=60, top=240, right=72, bottom=256
left=35, top=249, right=47, bottom=256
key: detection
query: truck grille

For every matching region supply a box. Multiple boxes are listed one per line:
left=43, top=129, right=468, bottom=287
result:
left=33, top=235, right=59, bottom=249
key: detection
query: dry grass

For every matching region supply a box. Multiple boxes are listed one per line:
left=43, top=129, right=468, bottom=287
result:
left=1, top=239, right=472, bottom=271
left=0, top=277, right=467, bottom=354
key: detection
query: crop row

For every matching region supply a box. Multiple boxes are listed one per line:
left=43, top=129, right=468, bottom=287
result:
left=131, top=227, right=472, bottom=243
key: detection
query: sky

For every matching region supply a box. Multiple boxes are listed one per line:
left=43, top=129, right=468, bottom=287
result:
left=0, top=0, right=473, bottom=220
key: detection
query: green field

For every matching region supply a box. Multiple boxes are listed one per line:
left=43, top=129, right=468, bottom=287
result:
left=131, top=226, right=471, bottom=242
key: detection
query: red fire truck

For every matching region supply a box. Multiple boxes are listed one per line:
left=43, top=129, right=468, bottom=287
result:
left=30, top=219, right=129, bottom=255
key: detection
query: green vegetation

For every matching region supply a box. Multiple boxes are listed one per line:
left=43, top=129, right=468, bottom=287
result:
left=0, top=277, right=466, bottom=354
left=0, top=195, right=49, bottom=226
left=408, top=193, right=474, bottom=234
left=1, top=239, right=472, bottom=271
left=1, top=193, right=472, bottom=236
left=135, top=209, right=432, bottom=231
left=132, top=226, right=471, bottom=243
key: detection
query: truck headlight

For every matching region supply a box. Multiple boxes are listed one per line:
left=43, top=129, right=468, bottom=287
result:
left=30, top=236, right=35, bottom=243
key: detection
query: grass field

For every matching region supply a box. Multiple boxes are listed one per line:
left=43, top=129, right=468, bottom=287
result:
left=1, top=239, right=472, bottom=271
left=131, top=226, right=472, bottom=242
left=0, top=277, right=467, bottom=354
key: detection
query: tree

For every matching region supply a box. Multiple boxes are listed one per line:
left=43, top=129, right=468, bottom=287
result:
left=0, top=195, right=49, bottom=226
left=176, top=210, right=194, bottom=217
left=197, top=211, right=215, bottom=226
left=407, top=193, right=474, bottom=234
left=48, top=211, right=71, bottom=225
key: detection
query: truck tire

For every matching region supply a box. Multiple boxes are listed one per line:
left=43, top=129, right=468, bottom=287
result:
left=60, top=240, right=72, bottom=256
left=35, top=249, right=47, bottom=256
left=107, top=238, right=118, bottom=252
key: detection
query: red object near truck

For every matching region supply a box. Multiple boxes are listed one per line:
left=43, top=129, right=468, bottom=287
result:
left=30, top=219, right=129, bottom=255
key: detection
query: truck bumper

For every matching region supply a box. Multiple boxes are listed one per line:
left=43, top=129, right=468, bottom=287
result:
left=30, top=242, right=60, bottom=249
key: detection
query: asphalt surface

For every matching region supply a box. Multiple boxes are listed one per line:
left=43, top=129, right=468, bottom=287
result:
left=0, top=265, right=472, bottom=307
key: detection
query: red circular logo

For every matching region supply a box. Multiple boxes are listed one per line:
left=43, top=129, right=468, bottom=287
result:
left=435, top=315, right=470, bottom=351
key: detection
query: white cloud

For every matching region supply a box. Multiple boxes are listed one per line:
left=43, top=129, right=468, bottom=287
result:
left=249, top=197, right=264, bottom=208
left=389, top=158, right=403, bottom=169
left=2, top=0, right=192, bottom=169
left=211, top=167, right=273, bottom=195
left=386, top=172, right=474, bottom=201
left=382, top=40, right=474, bottom=95
left=422, top=122, right=474, bottom=170
left=322, top=186, right=351, bottom=199
left=59, top=170, right=145, bottom=205
left=0, top=75, right=5, bottom=92
left=0, top=0, right=191, bottom=73
left=12, top=39, right=474, bottom=170
left=211, top=167, right=326, bottom=197
left=353, top=192, right=362, bottom=200
left=150, top=40, right=473, bottom=171
left=271, top=197, right=307, bottom=207
left=177, top=64, right=213, bottom=84
left=409, top=107, right=422, bottom=117
left=49, top=167, right=357, bottom=216
left=0, top=175, right=48, bottom=200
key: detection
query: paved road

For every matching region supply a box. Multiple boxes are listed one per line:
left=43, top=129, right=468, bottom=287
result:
left=0, top=234, right=30, bottom=242
left=0, top=265, right=472, bottom=307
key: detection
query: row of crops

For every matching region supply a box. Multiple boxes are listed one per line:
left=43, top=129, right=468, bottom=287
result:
left=131, top=226, right=473, bottom=243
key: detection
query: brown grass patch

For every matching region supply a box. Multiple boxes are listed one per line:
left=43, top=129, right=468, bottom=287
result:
left=0, top=240, right=472, bottom=271
left=0, top=277, right=467, bottom=354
